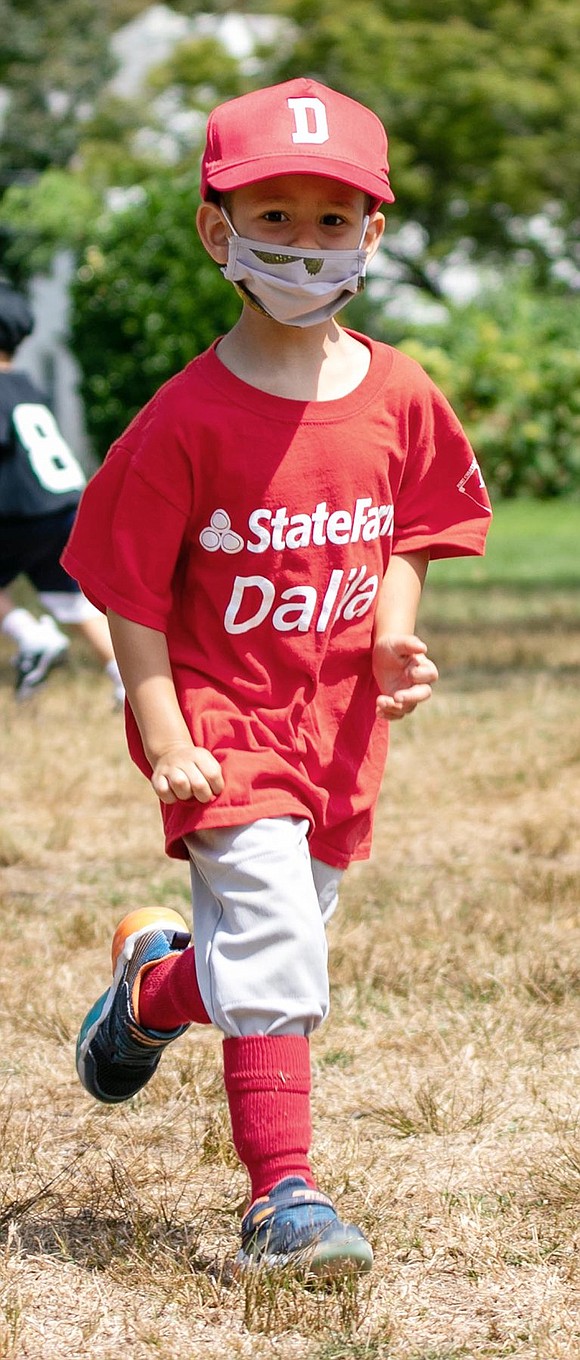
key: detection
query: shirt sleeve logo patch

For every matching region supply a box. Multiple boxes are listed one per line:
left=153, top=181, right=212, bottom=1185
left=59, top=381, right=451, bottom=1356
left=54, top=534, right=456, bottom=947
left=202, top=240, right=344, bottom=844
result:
left=457, top=457, right=492, bottom=513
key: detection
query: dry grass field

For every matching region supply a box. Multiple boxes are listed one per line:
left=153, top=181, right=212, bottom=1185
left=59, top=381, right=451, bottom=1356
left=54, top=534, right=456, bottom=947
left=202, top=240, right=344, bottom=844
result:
left=1, top=502, right=579, bottom=1359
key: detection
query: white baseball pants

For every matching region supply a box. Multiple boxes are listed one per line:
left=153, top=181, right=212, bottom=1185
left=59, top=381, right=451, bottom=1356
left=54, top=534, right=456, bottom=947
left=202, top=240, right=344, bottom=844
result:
left=183, top=816, right=342, bottom=1038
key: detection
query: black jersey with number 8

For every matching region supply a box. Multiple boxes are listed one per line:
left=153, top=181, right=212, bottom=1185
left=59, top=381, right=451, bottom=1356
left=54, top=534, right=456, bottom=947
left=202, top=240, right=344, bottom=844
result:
left=0, top=371, right=86, bottom=519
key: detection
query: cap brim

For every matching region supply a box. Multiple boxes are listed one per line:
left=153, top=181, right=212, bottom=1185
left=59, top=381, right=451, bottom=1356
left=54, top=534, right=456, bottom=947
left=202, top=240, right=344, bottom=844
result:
left=204, top=154, right=395, bottom=205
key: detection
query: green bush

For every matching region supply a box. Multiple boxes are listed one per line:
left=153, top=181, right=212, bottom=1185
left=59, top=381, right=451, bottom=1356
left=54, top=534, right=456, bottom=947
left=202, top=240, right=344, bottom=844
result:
left=70, top=174, right=241, bottom=456
left=391, top=281, right=580, bottom=498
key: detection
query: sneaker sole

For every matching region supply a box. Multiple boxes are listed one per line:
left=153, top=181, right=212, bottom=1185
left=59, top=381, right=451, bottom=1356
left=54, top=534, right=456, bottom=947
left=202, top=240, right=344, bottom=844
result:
left=235, top=1235, right=374, bottom=1278
left=76, top=908, right=190, bottom=1099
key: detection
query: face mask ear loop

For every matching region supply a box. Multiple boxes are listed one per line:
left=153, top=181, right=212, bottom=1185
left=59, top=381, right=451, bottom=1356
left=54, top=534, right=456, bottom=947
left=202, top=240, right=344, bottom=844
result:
left=220, top=206, right=238, bottom=238
left=358, top=215, right=370, bottom=250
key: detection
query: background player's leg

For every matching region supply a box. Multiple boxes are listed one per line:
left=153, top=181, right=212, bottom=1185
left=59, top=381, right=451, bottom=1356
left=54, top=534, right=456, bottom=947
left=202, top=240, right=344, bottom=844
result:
left=38, top=590, right=124, bottom=705
left=0, top=586, right=70, bottom=698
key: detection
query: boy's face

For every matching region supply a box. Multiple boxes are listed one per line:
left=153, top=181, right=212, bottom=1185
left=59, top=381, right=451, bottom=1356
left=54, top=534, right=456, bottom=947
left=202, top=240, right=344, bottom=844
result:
left=197, top=174, right=384, bottom=264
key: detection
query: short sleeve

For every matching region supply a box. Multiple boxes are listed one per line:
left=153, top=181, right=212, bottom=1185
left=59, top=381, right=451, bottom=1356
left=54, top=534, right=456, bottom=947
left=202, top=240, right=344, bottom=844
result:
left=392, top=376, right=492, bottom=560
left=62, top=432, right=192, bottom=629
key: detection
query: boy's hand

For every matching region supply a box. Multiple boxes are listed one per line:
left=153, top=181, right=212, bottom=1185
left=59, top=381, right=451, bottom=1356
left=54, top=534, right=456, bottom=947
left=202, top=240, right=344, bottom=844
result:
left=373, top=634, right=438, bottom=721
left=151, top=742, right=224, bottom=804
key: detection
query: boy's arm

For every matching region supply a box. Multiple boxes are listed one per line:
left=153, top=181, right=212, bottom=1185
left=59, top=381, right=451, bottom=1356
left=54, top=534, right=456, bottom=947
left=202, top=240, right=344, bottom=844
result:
left=372, top=550, right=438, bottom=721
left=107, top=610, right=224, bottom=804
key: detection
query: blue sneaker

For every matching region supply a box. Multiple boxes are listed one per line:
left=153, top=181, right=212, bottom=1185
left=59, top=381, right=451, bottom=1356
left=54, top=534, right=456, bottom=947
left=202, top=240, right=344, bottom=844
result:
left=237, top=1177, right=373, bottom=1277
left=76, top=907, right=192, bottom=1104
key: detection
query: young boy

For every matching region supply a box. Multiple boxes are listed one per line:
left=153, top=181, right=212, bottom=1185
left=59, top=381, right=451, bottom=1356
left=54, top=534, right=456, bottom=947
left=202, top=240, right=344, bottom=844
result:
left=0, top=281, right=124, bottom=702
left=63, top=78, right=492, bottom=1276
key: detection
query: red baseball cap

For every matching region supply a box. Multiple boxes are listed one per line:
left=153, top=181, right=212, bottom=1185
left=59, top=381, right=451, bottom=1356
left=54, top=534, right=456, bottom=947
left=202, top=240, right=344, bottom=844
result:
left=200, top=78, right=395, bottom=209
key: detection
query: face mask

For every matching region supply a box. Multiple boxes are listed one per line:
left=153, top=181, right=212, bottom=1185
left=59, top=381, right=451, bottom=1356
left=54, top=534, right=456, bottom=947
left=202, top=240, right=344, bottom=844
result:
left=220, top=209, right=369, bottom=328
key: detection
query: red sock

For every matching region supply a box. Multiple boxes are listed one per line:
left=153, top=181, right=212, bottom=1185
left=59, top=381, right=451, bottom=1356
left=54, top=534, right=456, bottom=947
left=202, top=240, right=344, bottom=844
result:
left=223, top=1034, right=316, bottom=1203
left=138, top=947, right=211, bottom=1030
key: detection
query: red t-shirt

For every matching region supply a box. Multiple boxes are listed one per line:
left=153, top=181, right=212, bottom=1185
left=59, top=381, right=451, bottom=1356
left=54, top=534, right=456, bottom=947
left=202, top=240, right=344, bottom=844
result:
left=63, top=335, right=491, bottom=867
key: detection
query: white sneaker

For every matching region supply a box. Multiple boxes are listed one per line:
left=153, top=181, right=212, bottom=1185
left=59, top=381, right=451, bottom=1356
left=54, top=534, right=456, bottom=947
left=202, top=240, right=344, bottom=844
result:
left=14, top=616, right=69, bottom=700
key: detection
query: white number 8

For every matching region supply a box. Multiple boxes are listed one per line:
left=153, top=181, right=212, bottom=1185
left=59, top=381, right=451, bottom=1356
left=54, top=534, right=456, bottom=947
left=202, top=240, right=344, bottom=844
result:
left=12, top=403, right=86, bottom=494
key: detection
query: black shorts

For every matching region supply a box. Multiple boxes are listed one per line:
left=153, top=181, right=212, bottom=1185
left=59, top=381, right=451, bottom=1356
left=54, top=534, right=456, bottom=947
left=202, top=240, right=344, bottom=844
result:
left=0, top=507, right=81, bottom=594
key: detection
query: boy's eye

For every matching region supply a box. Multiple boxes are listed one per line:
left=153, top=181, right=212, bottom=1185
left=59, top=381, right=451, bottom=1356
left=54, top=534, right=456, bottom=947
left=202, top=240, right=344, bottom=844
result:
left=320, top=214, right=347, bottom=227
left=262, top=211, right=287, bottom=223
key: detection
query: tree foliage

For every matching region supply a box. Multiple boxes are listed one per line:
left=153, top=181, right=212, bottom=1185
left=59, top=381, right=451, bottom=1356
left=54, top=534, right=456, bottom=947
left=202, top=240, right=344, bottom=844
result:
left=0, top=171, right=102, bottom=277
left=69, top=174, right=240, bottom=454
left=0, top=0, right=114, bottom=177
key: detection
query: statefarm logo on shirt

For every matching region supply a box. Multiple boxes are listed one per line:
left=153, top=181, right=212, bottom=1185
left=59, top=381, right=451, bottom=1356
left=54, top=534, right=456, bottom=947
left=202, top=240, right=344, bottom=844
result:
left=200, top=496, right=394, bottom=555
left=199, top=497, right=394, bottom=636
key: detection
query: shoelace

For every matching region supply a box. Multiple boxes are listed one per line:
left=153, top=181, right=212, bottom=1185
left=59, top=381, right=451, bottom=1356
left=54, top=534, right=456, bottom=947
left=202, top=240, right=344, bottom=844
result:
left=104, top=992, right=165, bottom=1064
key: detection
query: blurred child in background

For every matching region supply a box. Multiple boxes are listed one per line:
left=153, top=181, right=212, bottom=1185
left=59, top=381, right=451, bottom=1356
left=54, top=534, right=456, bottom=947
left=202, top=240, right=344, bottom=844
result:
left=0, top=281, right=123, bottom=703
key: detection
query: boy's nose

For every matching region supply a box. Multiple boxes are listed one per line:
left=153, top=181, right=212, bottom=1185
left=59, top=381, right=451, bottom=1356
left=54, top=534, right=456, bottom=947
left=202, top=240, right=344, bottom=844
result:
left=288, top=225, right=321, bottom=251
left=290, top=229, right=321, bottom=251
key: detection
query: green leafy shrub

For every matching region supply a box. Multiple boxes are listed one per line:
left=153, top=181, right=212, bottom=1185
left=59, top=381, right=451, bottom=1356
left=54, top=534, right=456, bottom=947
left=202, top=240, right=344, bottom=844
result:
left=393, top=281, right=580, bottom=498
left=70, top=174, right=241, bottom=456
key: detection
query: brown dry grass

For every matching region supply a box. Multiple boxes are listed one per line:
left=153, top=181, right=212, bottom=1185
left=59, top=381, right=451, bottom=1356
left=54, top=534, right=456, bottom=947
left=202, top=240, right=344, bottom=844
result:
left=1, top=573, right=580, bottom=1359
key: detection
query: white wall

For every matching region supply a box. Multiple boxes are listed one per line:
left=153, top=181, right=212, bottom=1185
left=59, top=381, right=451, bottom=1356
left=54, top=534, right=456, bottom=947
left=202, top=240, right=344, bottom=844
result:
left=17, top=251, right=93, bottom=468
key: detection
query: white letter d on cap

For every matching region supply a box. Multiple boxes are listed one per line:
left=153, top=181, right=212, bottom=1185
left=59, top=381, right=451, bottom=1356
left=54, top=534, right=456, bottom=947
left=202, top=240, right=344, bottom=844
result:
left=287, top=97, right=329, bottom=144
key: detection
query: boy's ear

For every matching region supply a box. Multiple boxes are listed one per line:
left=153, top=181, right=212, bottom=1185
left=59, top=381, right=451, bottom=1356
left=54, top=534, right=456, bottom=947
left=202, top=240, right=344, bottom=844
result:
left=364, top=211, right=385, bottom=263
left=196, top=202, right=230, bottom=264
